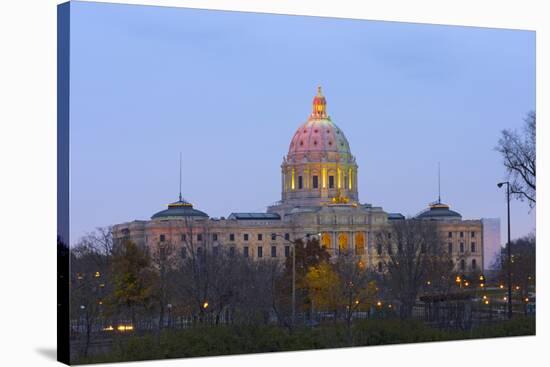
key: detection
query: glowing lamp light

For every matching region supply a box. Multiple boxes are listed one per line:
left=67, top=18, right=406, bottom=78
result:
left=455, top=276, right=461, bottom=283
left=426, top=281, right=431, bottom=285
left=117, top=325, right=134, bottom=332
left=464, top=282, right=469, bottom=287
left=103, top=326, right=114, bottom=331
left=94, top=271, right=101, bottom=278
left=484, top=300, right=489, bottom=305
left=524, top=298, right=529, bottom=303
left=515, top=286, right=520, bottom=290
left=499, top=284, right=504, bottom=289
left=376, top=301, right=382, bottom=307
left=203, top=301, right=209, bottom=309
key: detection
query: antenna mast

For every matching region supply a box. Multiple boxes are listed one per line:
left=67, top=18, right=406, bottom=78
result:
left=179, top=152, right=182, bottom=201
left=438, top=162, right=441, bottom=204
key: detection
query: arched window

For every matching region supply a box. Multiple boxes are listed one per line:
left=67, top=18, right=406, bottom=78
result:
left=321, top=232, right=331, bottom=248
left=338, top=233, right=349, bottom=253
left=355, top=232, right=365, bottom=255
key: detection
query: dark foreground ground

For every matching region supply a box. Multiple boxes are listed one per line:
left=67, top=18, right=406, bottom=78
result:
left=73, top=317, right=535, bottom=364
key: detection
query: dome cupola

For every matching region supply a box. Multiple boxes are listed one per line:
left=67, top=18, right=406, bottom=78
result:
left=269, top=87, right=359, bottom=213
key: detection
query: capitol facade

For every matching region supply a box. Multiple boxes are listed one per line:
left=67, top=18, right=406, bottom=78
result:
left=113, top=88, right=497, bottom=274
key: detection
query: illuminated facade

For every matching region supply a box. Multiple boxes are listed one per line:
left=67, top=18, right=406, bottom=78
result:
left=113, top=88, right=496, bottom=274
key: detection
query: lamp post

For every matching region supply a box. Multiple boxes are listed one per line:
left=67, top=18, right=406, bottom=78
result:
left=497, top=181, right=513, bottom=319
left=275, top=232, right=318, bottom=326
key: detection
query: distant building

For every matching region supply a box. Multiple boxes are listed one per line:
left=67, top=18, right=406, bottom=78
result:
left=113, top=88, right=489, bottom=274
left=482, top=218, right=501, bottom=270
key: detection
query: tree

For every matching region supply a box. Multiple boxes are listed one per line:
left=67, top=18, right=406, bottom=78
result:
left=379, top=219, right=443, bottom=319
left=496, top=111, right=536, bottom=207
left=111, top=240, right=154, bottom=327
left=493, top=234, right=536, bottom=313
left=70, top=242, right=109, bottom=357
left=305, top=262, right=341, bottom=316
left=149, top=240, right=178, bottom=331
left=333, top=254, right=377, bottom=329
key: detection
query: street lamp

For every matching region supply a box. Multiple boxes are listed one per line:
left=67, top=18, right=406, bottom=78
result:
left=497, top=181, right=513, bottom=319
left=274, top=232, right=318, bottom=326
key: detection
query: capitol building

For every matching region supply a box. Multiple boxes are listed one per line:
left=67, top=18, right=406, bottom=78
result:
left=113, top=88, right=499, bottom=274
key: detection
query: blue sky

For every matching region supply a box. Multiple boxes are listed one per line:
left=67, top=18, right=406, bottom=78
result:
left=69, top=1, right=535, bottom=245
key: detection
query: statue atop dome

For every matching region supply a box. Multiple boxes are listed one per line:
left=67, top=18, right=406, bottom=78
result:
left=311, top=85, right=328, bottom=118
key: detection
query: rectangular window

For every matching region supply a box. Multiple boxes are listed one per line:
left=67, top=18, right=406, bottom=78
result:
left=271, top=246, right=277, bottom=257
left=212, top=233, right=218, bottom=241
left=285, top=245, right=290, bottom=257
left=160, top=234, right=165, bottom=242
left=298, top=176, right=303, bottom=189
left=312, top=175, right=319, bottom=189
left=329, top=175, right=334, bottom=189
left=197, top=234, right=202, bottom=241
left=229, top=247, right=235, bottom=257
left=387, top=244, right=393, bottom=255
left=460, top=232, right=464, bottom=238
left=471, top=231, right=476, bottom=238
left=244, top=233, right=249, bottom=241
left=460, top=242, right=464, bottom=253
left=181, top=234, right=186, bottom=241
left=229, top=233, right=235, bottom=242
left=471, top=242, right=476, bottom=253
left=257, top=233, right=263, bottom=241
left=213, top=246, right=219, bottom=256
left=448, top=232, right=452, bottom=238
left=377, top=244, right=382, bottom=255
left=285, top=233, right=290, bottom=241
left=243, top=246, right=249, bottom=257
left=257, top=246, right=263, bottom=258
left=271, top=233, right=276, bottom=241
left=448, top=242, right=453, bottom=254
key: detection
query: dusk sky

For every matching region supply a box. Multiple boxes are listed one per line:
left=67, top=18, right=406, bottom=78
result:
left=69, top=1, right=535, bottom=245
